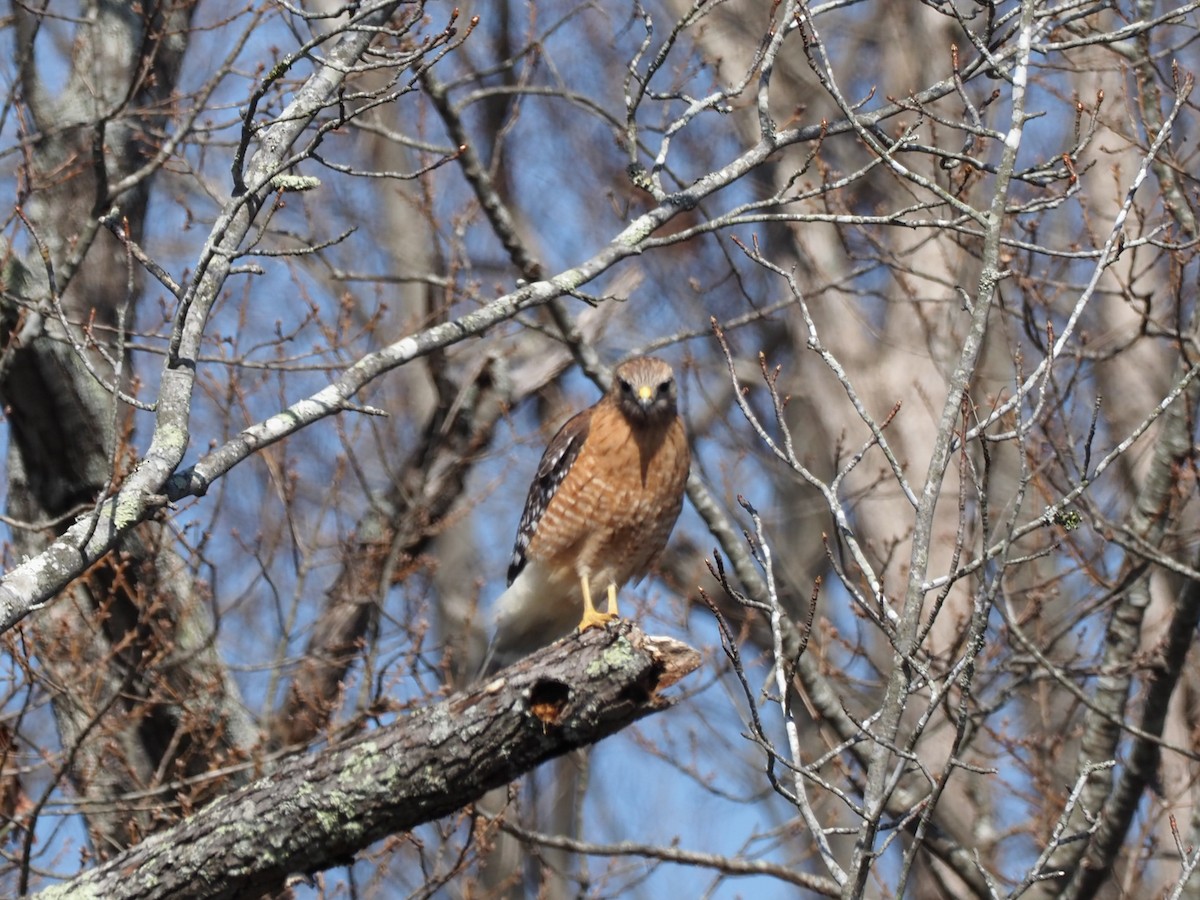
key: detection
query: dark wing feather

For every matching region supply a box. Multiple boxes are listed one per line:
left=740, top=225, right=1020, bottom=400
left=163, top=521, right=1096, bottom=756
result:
left=507, top=409, right=592, bottom=585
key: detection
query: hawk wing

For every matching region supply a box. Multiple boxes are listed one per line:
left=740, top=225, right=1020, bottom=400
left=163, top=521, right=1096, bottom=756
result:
left=507, top=408, right=591, bottom=585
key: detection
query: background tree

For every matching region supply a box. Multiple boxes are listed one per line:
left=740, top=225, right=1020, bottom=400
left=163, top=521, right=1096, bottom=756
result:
left=1, top=0, right=1199, bottom=898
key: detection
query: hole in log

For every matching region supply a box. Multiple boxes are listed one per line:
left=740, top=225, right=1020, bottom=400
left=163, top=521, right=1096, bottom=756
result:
left=529, top=679, right=571, bottom=727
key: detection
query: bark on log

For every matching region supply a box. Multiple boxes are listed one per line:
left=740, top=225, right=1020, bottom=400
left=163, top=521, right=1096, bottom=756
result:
left=36, top=622, right=700, bottom=900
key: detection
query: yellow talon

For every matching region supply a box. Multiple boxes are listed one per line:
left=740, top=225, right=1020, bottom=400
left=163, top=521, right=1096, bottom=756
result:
left=577, top=577, right=618, bottom=632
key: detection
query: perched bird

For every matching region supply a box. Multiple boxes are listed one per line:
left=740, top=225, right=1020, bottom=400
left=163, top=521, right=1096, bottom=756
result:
left=487, top=356, right=690, bottom=669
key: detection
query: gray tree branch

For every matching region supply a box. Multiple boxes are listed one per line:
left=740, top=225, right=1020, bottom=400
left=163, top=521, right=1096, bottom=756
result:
left=35, top=623, right=700, bottom=900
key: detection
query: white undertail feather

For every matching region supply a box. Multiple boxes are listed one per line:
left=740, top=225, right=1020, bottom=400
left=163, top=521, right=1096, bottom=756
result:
left=484, top=560, right=581, bottom=673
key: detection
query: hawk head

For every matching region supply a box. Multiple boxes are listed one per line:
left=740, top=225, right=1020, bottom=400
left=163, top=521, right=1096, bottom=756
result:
left=611, top=356, right=679, bottom=425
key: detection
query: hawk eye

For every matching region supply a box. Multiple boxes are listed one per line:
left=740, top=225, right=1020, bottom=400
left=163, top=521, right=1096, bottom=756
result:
left=619, top=379, right=634, bottom=395
left=657, top=381, right=671, bottom=396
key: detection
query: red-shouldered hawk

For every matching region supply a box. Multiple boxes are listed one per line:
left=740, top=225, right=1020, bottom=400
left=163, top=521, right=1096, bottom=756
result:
left=487, top=356, right=690, bottom=668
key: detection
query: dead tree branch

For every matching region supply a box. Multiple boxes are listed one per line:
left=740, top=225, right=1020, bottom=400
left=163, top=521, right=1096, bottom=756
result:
left=35, top=623, right=700, bottom=900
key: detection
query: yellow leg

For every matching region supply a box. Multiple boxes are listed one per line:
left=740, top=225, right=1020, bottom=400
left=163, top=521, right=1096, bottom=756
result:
left=577, top=576, right=617, bottom=631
